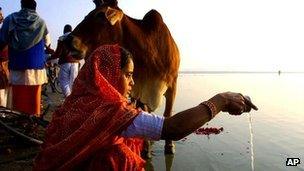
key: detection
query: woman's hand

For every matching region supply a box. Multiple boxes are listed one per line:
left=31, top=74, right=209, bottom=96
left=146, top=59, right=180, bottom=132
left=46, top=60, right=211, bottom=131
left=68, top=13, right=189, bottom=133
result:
left=209, top=92, right=258, bottom=115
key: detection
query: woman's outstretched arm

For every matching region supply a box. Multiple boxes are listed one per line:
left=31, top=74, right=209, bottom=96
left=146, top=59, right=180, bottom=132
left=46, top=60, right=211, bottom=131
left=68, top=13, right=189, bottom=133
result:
left=161, top=92, right=257, bottom=141
left=161, top=103, right=213, bottom=141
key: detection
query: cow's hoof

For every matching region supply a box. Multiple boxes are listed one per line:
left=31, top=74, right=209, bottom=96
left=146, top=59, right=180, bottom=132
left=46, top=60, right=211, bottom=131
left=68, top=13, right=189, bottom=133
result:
left=164, top=144, right=175, bottom=154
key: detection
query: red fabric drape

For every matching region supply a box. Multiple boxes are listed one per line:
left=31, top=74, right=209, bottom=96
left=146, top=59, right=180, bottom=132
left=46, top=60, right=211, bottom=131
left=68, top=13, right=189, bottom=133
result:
left=33, top=45, right=145, bottom=171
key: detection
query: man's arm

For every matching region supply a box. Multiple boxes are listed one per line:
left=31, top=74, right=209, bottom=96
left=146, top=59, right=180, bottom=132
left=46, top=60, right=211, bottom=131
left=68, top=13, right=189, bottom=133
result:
left=49, top=40, right=64, bottom=60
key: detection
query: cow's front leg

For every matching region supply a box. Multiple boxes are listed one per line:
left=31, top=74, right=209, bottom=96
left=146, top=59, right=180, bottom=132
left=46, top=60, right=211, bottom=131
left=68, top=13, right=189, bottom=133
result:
left=142, top=138, right=153, bottom=159
left=164, top=78, right=177, bottom=154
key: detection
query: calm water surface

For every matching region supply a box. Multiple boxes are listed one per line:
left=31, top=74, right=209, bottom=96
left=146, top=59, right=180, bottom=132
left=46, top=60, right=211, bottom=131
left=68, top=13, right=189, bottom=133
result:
left=148, top=73, right=304, bottom=171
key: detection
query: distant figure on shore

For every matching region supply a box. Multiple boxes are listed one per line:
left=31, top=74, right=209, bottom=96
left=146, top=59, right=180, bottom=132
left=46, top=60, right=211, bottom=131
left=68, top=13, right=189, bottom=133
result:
left=0, top=0, right=50, bottom=116
left=0, top=7, right=10, bottom=107
left=278, top=70, right=281, bottom=75
left=0, top=7, right=3, bottom=24
left=49, top=24, right=80, bottom=97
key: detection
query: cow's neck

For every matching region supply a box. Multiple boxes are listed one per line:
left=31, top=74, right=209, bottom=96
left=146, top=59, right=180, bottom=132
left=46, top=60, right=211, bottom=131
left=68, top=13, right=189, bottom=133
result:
left=121, top=15, right=150, bottom=70
left=120, top=16, right=148, bottom=62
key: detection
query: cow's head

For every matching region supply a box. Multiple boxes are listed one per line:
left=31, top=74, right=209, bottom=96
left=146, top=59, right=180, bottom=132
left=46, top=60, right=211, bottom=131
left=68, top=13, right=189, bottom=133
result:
left=93, top=0, right=118, bottom=8
left=65, top=6, right=124, bottom=59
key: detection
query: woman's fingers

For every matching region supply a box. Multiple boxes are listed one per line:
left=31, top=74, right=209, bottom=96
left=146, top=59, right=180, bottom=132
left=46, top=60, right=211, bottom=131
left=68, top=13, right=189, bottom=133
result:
left=226, top=93, right=258, bottom=115
left=235, top=94, right=258, bottom=112
left=227, top=101, right=245, bottom=115
left=220, top=92, right=258, bottom=114
left=243, top=95, right=258, bottom=111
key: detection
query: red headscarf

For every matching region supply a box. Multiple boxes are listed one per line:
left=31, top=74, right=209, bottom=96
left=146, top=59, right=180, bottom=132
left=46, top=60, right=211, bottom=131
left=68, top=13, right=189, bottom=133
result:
left=33, top=45, right=145, bottom=171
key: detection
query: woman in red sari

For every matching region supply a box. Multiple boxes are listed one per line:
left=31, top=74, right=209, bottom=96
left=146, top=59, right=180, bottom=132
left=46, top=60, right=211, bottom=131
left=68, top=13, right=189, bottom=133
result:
left=34, top=44, right=257, bottom=170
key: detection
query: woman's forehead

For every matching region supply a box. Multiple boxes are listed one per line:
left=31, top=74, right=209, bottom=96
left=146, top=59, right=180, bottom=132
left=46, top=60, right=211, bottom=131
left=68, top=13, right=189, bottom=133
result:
left=122, top=58, right=134, bottom=72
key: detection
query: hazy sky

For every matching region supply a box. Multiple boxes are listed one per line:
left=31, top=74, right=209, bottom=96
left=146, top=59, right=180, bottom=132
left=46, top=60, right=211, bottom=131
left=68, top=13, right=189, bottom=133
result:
left=1, top=0, right=304, bottom=71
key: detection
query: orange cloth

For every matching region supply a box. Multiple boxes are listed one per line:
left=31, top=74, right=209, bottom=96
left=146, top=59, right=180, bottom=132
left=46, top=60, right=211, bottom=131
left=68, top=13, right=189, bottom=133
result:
left=34, top=45, right=145, bottom=171
left=12, top=85, right=41, bottom=116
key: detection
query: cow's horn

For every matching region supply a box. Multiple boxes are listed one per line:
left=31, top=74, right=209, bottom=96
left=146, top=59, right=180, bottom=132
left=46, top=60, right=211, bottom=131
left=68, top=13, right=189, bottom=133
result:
left=105, top=7, right=123, bottom=25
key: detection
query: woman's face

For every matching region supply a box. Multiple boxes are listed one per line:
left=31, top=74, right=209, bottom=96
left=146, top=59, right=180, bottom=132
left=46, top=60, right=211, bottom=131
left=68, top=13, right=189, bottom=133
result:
left=118, top=58, right=134, bottom=98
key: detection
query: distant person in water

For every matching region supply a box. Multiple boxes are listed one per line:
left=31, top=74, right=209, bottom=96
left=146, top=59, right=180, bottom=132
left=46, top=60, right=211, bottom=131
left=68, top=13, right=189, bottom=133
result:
left=34, top=44, right=258, bottom=171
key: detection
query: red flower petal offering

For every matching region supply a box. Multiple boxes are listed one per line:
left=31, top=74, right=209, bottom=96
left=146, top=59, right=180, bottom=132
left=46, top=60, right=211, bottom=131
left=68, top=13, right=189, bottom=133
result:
left=194, top=127, right=224, bottom=135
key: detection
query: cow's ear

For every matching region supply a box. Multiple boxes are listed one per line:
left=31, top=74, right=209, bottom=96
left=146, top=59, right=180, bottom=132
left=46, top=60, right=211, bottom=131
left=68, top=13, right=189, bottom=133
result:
left=105, top=7, right=123, bottom=25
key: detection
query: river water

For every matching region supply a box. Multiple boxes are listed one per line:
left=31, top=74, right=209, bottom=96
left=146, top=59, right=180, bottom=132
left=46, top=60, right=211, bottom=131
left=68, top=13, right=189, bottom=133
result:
left=149, top=73, right=304, bottom=171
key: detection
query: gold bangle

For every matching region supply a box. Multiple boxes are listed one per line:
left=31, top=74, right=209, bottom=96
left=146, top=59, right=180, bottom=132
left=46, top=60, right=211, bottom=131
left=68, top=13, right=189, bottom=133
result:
left=200, top=101, right=217, bottom=119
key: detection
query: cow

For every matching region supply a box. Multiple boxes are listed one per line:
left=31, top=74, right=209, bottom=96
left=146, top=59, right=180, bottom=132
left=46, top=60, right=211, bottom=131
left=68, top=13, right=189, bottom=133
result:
left=65, top=1, right=180, bottom=155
